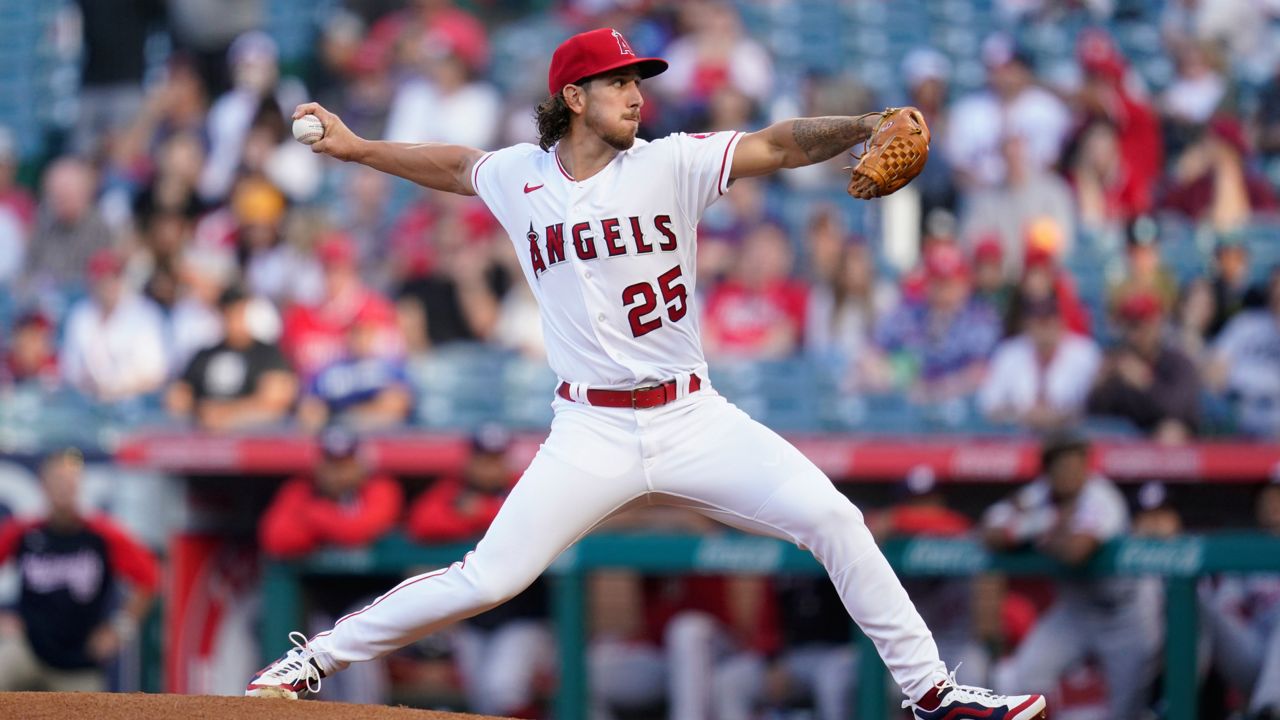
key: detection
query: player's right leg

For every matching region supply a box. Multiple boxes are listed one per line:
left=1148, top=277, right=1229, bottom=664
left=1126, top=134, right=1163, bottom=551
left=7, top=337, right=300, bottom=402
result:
left=247, top=403, right=649, bottom=698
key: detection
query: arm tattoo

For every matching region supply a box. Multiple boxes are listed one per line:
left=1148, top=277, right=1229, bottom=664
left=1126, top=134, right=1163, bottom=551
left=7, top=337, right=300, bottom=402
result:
left=791, top=114, right=879, bottom=164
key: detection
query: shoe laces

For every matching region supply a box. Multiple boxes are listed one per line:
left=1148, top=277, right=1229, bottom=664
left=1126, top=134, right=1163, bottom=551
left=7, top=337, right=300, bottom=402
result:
left=903, top=664, right=1002, bottom=709
left=265, top=631, right=323, bottom=694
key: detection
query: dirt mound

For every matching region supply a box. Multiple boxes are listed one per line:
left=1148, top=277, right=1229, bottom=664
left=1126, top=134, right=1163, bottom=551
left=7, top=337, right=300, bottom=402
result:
left=0, top=692, right=510, bottom=720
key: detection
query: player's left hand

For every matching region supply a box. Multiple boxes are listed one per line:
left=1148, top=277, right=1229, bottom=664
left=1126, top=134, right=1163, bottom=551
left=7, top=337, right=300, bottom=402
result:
left=846, top=107, right=931, bottom=199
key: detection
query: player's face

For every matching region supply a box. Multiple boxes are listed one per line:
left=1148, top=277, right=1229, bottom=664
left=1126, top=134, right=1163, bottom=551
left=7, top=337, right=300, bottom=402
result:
left=582, top=70, right=644, bottom=151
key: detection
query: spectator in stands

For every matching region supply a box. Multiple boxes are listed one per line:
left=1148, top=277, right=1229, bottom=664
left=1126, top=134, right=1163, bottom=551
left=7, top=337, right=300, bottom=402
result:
left=697, top=176, right=771, bottom=285
left=199, top=31, right=307, bottom=203
left=866, top=244, right=1000, bottom=400
left=702, top=223, right=808, bottom=360
left=1160, top=41, right=1226, bottom=134
left=1106, top=216, right=1178, bottom=323
left=805, top=236, right=898, bottom=377
left=0, top=448, right=159, bottom=692
left=297, top=314, right=413, bottom=432
left=1004, top=229, right=1093, bottom=338
left=26, top=157, right=115, bottom=294
left=395, top=204, right=508, bottom=352
left=493, top=237, right=545, bottom=360
left=1161, top=116, right=1277, bottom=230
left=1256, top=58, right=1280, bottom=160
left=0, top=310, right=60, bottom=390
left=283, top=234, right=402, bottom=379
left=168, top=244, right=237, bottom=372
left=1208, top=232, right=1255, bottom=338
left=713, top=575, right=853, bottom=720
left=970, top=236, right=1013, bottom=320
left=959, top=132, right=1076, bottom=269
left=60, top=249, right=168, bottom=404
left=224, top=176, right=321, bottom=305
left=333, top=167, right=394, bottom=291
left=260, top=426, right=403, bottom=558
left=1088, top=292, right=1202, bottom=442
left=655, top=2, right=774, bottom=112
left=1207, top=271, right=1280, bottom=439
left=112, top=59, right=210, bottom=188
left=869, top=466, right=990, bottom=684
left=166, top=285, right=297, bottom=432
left=1069, top=29, right=1163, bottom=229
left=405, top=425, right=551, bottom=718
left=384, top=47, right=501, bottom=149
left=166, top=0, right=260, bottom=95
left=1199, top=479, right=1280, bottom=718
left=985, top=430, right=1160, bottom=718
left=979, top=294, right=1101, bottom=431
left=947, top=34, right=1072, bottom=189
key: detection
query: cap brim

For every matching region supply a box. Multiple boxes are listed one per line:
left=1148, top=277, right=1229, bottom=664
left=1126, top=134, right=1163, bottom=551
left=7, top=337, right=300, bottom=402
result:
left=576, top=57, right=668, bottom=85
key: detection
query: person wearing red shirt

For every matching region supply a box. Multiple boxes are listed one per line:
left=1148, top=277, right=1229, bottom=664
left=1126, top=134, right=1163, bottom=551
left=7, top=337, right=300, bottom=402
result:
left=405, top=425, right=550, bottom=718
left=280, top=234, right=404, bottom=381
left=0, top=448, right=159, bottom=691
left=259, top=426, right=404, bottom=559
left=702, top=223, right=807, bottom=360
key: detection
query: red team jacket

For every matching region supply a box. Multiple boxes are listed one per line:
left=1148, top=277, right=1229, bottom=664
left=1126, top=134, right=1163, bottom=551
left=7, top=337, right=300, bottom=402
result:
left=259, top=474, right=404, bottom=558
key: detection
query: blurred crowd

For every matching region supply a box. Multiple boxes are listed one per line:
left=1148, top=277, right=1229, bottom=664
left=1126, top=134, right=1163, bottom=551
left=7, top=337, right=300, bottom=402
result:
left=1, top=0, right=1280, bottom=445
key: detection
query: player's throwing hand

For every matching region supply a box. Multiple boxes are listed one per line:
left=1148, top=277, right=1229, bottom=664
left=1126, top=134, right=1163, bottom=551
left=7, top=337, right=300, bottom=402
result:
left=292, top=102, right=363, bottom=162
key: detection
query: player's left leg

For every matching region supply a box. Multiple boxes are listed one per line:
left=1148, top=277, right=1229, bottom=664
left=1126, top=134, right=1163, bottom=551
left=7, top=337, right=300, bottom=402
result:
left=646, top=392, right=1046, bottom=716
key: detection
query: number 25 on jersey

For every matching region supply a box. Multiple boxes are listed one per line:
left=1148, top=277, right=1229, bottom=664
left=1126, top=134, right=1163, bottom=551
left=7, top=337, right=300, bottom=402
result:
left=622, top=264, right=687, bottom=338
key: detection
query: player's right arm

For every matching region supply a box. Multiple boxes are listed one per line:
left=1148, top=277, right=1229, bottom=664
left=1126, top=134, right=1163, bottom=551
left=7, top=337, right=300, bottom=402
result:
left=293, top=102, right=485, bottom=196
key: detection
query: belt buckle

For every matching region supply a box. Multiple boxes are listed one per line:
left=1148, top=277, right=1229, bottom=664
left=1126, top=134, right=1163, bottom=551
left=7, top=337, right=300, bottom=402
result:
left=630, top=384, right=661, bottom=409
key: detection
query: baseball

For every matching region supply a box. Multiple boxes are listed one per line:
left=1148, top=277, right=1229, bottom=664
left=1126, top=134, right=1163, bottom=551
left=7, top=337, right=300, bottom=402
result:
left=292, top=114, right=324, bottom=145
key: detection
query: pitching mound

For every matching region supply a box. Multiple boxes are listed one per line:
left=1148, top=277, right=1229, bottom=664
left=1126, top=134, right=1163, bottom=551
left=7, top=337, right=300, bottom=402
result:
left=0, top=692, right=510, bottom=720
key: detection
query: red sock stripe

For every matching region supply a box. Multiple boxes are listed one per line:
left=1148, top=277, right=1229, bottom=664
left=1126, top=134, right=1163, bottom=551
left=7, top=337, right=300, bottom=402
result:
left=1008, top=696, right=1043, bottom=719
left=313, top=551, right=475, bottom=640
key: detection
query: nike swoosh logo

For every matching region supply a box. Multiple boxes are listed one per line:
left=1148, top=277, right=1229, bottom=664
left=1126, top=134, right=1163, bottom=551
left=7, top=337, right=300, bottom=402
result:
left=524, top=183, right=544, bottom=194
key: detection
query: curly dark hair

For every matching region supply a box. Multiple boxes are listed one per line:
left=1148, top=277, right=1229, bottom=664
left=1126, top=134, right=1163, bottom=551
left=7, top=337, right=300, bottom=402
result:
left=535, top=92, right=573, bottom=151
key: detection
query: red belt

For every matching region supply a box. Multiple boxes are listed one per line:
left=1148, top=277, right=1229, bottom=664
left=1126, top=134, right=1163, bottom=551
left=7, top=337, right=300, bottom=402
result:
left=556, top=374, right=702, bottom=409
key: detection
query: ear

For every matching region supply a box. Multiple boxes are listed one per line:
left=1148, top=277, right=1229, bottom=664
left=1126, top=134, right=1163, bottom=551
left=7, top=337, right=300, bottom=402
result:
left=562, top=84, right=587, bottom=115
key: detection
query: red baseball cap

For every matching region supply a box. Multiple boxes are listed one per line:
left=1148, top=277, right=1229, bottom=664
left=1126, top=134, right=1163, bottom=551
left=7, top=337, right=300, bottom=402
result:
left=973, top=235, right=1004, bottom=264
left=547, top=28, right=667, bottom=97
left=87, top=248, right=125, bottom=280
left=317, top=233, right=358, bottom=268
left=1118, top=292, right=1163, bottom=323
left=925, top=243, right=970, bottom=281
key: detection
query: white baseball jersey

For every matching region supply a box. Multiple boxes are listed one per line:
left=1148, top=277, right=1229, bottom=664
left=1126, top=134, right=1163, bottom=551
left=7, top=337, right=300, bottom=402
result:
left=470, top=131, right=744, bottom=389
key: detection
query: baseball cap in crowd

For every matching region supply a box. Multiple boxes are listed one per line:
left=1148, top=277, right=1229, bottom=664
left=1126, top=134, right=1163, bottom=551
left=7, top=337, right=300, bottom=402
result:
left=229, top=30, right=278, bottom=67
left=319, top=425, right=362, bottom=460
left=1039, top=428, right=1091, bottom=469
left=972, top=236, right=1004, bottom=265
left=1024, top=217, right=1064, bottom=261
left=548, top=28, right=668, bottom=96
left=217, top=284, right=249, bottom=309
left=317, top=233, right=358, bottom=268
left=1126, top=215, right=1159, bottom=249
left=1118, top=292, right=1164, bottom=324
left=1137, top=481, right=1171, bottom=512
left=899, top=465, right=939, bottom=499
left=86, top=248, right=125, bottom=280
left=471, top=423, right=512, bottom=456
left=924, top=243, right=969, bottom=281
left=901, top=48, right=951, bottom=89
left=1214, top=230, right=1248, bottom=254
left=981, top=33, right=1035, bottom=70
left=232, top=178, right=286, bottom=226
left=14, top=308, right=52, bottom=332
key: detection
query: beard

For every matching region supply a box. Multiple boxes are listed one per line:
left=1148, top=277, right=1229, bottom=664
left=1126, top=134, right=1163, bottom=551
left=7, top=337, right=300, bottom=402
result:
left=586, top=109, right=638, bottom=151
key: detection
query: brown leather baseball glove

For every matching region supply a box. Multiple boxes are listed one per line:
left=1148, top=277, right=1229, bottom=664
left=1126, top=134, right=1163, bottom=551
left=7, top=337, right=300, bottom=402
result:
left=846, top=107, right=931, bottom=199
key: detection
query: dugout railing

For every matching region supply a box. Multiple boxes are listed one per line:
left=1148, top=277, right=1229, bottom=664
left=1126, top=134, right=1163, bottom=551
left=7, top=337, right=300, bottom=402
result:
left=260, top=531, right=1280, bottom=720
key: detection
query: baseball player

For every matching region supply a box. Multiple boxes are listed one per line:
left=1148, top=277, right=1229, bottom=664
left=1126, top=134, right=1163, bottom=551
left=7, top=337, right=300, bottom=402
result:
left=247, top=27, right=1046, bottom=718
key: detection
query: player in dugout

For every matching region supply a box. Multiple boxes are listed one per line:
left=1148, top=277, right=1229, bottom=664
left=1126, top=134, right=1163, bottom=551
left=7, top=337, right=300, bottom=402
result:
left=248, top=26, right=1047, bottom=719
left=0, top=448, right=159, bottom=692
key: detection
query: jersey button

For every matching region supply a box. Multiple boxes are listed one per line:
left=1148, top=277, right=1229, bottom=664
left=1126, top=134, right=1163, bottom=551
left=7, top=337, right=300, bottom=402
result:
left=584, top=270, right=592, bottom=279
left=596, top=313, right=606, bottom=322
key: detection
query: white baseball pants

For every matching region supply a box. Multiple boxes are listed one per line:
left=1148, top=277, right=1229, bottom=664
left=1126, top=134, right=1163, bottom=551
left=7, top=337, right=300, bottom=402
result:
left=308, top=389, right=948, bottom=703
